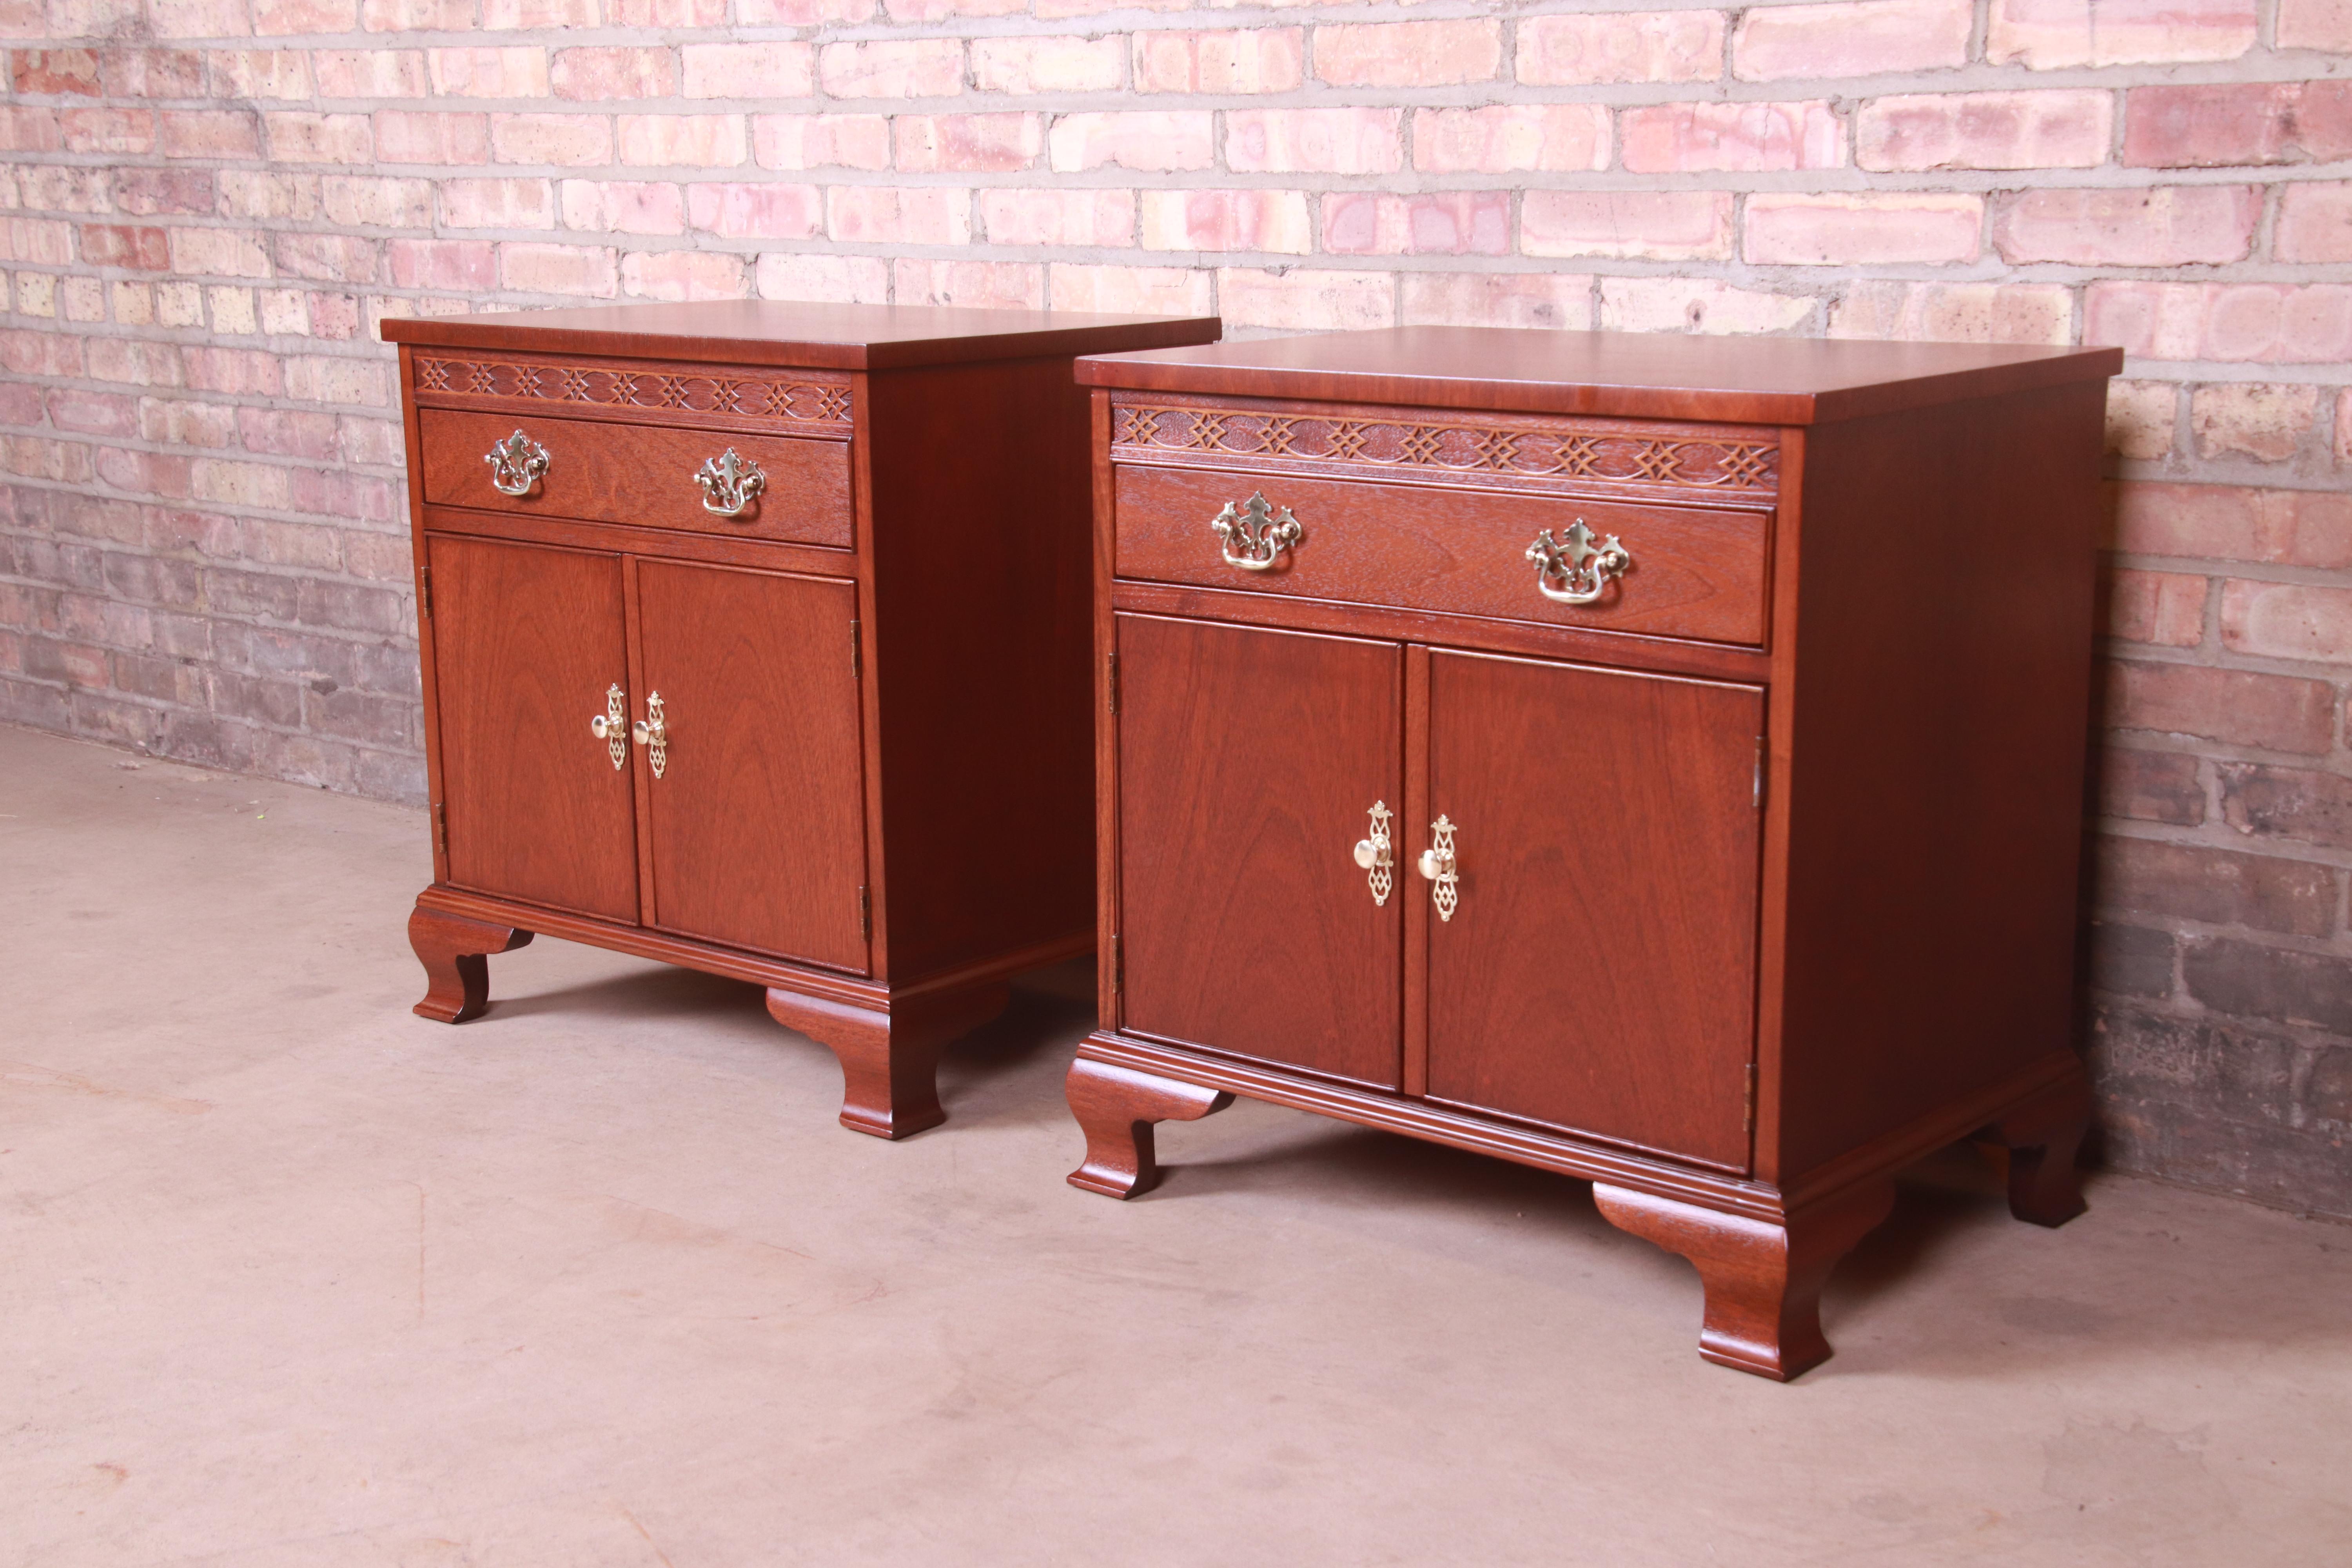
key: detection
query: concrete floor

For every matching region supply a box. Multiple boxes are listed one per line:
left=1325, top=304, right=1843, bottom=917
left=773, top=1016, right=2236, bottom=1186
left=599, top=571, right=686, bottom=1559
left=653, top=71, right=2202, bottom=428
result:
left=4, top=724, right=2350, bottom=1567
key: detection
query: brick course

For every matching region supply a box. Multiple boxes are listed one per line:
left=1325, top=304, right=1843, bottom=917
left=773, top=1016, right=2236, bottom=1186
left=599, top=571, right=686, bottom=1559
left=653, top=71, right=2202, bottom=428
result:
left=0, top=0, right=2347, bottom=1216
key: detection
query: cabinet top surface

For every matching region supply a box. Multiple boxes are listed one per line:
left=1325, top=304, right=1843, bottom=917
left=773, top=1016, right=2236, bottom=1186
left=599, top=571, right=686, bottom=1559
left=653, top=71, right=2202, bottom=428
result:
left=382, top=300, right=1223, bottom=370
left=1076, top=327, right=2123, bottom=426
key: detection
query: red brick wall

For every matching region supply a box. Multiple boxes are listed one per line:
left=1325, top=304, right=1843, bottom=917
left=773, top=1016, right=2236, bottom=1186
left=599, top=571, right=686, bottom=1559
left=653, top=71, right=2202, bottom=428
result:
left=1, top=0, right=2347, bottom=1211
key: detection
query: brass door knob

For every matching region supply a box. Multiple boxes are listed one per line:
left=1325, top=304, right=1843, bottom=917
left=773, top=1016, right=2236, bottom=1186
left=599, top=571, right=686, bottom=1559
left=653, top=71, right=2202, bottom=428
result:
left=1419, top=815, right=1459, bottom=922
left=588, top=683, right=627, bottom=769
left=1352, top=801, right=1393, bottom=906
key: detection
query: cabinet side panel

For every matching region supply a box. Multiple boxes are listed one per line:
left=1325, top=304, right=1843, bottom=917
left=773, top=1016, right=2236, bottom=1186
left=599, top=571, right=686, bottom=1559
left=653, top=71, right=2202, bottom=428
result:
left=426, top=534, right=639, bottom=922
left=861, top=357, right=1100, bottom=979
left=402, top=345, right=449, bottom=879
left=1774, top=381, right=2107, bottom=1181
left=1091, top=389, right=1121, bottom=1026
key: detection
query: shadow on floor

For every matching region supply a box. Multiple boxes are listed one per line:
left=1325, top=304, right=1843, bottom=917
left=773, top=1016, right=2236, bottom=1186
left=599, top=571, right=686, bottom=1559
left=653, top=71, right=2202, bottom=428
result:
left=477, top=963, right=775, bottom=1025
left=930, top=987, right=1096, bottom=1127
left=1156, top=1116, right=2086, bottom=1337
left=466, top=954, right=1093, bottom=1114
left=468, top=960, right=2026, bottom=1303
left=1165, top=1113, right=1609, bottom=1217
left=412, top=954, right=2351, bottom=1381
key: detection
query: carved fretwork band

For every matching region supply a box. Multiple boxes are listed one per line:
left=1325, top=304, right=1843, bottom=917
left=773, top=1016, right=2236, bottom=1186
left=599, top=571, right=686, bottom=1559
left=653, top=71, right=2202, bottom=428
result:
left=1111, top=396, right=1779, bottom=500
left=414, top=354, right=855, bottom=437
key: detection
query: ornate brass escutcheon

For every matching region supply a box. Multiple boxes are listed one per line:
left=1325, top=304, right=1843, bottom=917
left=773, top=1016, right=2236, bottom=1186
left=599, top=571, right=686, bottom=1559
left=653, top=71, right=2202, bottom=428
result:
left=1352, top=800, right=1395, bottom=906
left=1526, top=520, right=1632, bottom=605
left=588, top=682, right=628, bottom=769
left=1210, top=492, right=1303, bottom=571
left=693, top=449, right=766, bottom=518
left=484, top=430, right=550, bottom=497
left=1417, top=815, right=1459, bottom=922
left=632, top=692, right=668, bottom=779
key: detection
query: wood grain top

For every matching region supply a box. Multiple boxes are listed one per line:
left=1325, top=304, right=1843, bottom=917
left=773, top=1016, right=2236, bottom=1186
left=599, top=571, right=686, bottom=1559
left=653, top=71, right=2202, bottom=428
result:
left=1074, top=327, right=2124, bottom=426
left=382, top=300, right=1223, bottom=370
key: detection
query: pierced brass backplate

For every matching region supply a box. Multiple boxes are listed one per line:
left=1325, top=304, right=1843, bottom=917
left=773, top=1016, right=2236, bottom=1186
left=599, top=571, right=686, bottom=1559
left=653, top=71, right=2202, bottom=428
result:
left=693, top=448, right=765, bottom=518
left=1352, top=800, right=1394, bottom=906
left=484, top=429, right=550, bottom=497
left=1210, top=492, right=1303, bottom=571
left=632, top=691, right=668, bottom=779
left=1526, top=520, right=1631, bottom=605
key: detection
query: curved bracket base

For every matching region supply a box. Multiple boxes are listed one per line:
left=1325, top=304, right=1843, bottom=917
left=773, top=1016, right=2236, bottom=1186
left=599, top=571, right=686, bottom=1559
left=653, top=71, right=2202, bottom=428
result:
left=1065, top=1056, right=1236, bottom=1199
left=1982, top=1070, right=2094, bottom=1228
left=408, top=901, right=534, bottom=1024
left=1593, top=1179, right=1896, bottom=1382
left=765, top=981, right=1012, bottom=1141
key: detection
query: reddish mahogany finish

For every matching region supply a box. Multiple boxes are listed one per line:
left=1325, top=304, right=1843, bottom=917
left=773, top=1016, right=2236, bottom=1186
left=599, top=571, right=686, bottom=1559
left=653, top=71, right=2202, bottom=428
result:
left=858, top=356, right=1107, bottom=979
left=764, top=981, right=1011, bottom=1140
left=1114, top=614, right=1404, bottom=1090
left=1065, top=1056, right=1235, bottom=1198
left=1592, top=1176, right=1896, bottom=1381
left=407, top=906, right=534, bottom=1024
left=1076, top=325, right=2117, bottom=426
left=1422, top=652, right=1763, bottom=1171
left=425, top=535, right=638, bottom=922
left=1987, top=1074, right=2097, bottom=1228
left=394, top=300, right=1225, bottom=372
left=387, top=301, right=1220, bottom=1136
left=634, top=562, right=867, bottom=970
left=417, top=407, right=855, bottom=546
left=1114, top=466, right=1770, bottom=648
left=1068, top=327, right=2119, bottom=1378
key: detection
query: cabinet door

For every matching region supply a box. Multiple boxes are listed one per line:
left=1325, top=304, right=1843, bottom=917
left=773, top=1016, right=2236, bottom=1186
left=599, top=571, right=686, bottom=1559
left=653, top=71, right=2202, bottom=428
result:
left=1422, top=652, right=1762, bottom=1170
left=1116, top=614, right=1403, bottom=1089
left=634, top=561, right=869, bottom=973
left=426, top=534, right=639, bottom=922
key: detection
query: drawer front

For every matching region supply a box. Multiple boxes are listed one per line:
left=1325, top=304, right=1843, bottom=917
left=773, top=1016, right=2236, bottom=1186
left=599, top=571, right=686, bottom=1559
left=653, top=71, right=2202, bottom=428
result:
left=418, top=408, right=854, bottom=548
left=1115, top=464, right=1769, bottom=648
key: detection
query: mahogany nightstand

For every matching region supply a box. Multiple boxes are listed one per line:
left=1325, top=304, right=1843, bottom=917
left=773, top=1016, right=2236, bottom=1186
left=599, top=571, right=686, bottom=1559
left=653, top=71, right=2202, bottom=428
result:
left=381, top=302, right=1218, bottom=1138
left=1064, top=327, right=2120, bottom=1378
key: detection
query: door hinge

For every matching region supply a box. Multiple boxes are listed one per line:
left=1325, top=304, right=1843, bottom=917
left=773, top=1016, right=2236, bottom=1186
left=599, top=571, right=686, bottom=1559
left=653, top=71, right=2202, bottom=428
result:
left=1744, top=1063, right=1758, bottom=1135
left=1110, top=933, right=1122, bottom=993
left=1105, top=652, right=1119, bottom=715
left=849, top=619, right=861, bottom=680
left=1753, top=736, right=1767, bottom=810
left=417, top=566, right=432, bottom=621
left=858, top=886, right=871, bottom=942
left=430, top=801, right=447, bottom=858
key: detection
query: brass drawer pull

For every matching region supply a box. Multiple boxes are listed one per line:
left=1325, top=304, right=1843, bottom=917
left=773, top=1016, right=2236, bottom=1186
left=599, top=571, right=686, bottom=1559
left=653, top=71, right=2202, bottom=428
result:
left=588, top=682, right=628, bottom=769
left=694, top=449, right=765, bottom=518
left=1417, top=814, right=1458, bottom=922
left=1210, top=492, right=1301, bottom=571
left=1351, top=800, right=1394, bottom=906
left=1527, top=521, right=1630, bottom=605
left=485, top=430, right=550, bottom=497
left=631, top=691, right=668, bottom=778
